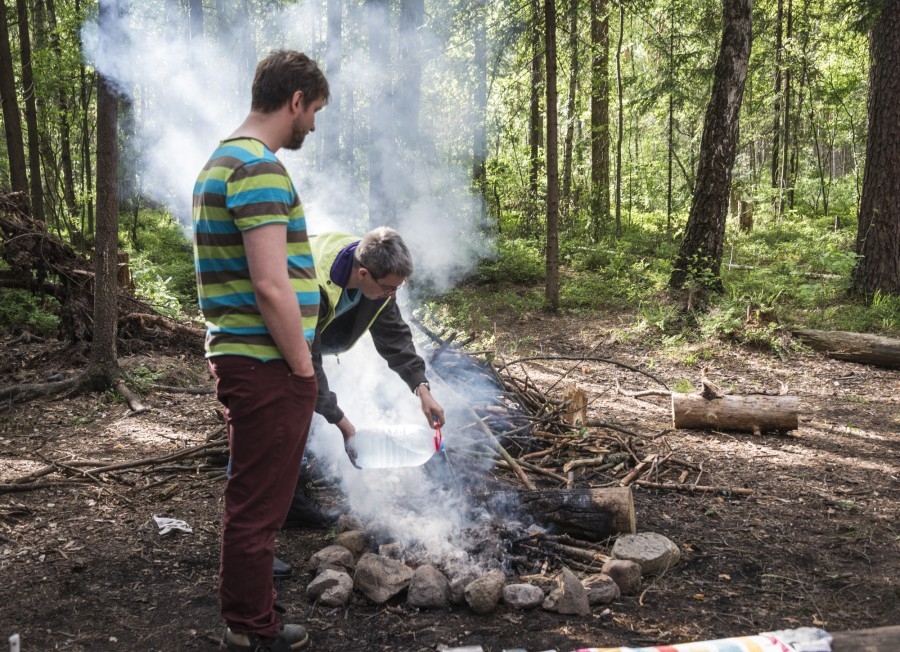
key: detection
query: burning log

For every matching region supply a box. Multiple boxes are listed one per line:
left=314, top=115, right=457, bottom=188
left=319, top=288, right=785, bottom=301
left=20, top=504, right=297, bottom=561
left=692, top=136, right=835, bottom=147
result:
left=513, top=487, right=636, bottom=541
left=793, top=328, right=900, bottom=369
left=671, top=392, right=799, bottom=434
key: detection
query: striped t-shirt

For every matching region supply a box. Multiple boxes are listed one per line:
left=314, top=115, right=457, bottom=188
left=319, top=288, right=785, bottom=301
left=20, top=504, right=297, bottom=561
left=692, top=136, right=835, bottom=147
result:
left=192, top=137, right=319, bottom=360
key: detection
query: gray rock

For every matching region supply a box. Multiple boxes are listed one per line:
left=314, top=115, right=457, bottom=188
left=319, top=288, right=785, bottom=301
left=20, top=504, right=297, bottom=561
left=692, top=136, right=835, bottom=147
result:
left=502, top=583, right=544, bottom=609
left=306, top=568, right=353, bottom=607
left=353, top=552, right=414, bottom=604
left=611, top=532, right=680, bottom=576
left=336, top=513, right=364, bottom=532
left=308, top=544, right=356, bottom=573
left=448, top=568, right=479, bottom=605
left=333, top=530, right=370, bottom=556
left=601, top=559, right=642, bottom=595
left=464, top=569, right=506, bottom=614
left=582, top=573, right=621, bottom=605
left=378, top=542, right=403, bottom=560
left=407, top=564, right=451, bottom=609
left=542, top=567, right=590, bottom=615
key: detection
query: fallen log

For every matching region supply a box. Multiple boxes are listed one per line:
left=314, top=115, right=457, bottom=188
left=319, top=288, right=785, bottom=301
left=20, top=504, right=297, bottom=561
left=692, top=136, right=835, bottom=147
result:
left=831, top=625, right=900, bottom=652
left=671, top=392, right=799, bottom=433
left=793, top=329, right=900, bottom=369
left=491, top=487, right=636, bottom=541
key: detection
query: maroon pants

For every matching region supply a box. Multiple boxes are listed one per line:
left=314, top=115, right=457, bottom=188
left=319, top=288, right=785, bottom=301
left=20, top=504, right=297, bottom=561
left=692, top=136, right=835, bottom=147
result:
left=209, top=356, right=317, bottom=638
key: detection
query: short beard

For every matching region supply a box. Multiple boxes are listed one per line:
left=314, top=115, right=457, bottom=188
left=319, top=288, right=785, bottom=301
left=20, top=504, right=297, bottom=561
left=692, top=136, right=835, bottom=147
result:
left=285, top=129, right=307, bottom=151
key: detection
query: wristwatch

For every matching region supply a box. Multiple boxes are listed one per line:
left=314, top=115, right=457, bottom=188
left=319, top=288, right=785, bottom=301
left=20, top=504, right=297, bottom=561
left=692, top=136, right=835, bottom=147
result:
left=413, top=381, right=430, bottom=396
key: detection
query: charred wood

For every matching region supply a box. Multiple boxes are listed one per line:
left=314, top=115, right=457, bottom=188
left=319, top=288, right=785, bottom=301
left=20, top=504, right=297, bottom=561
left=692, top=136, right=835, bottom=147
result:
left=513, top=487, right=636, bottom=540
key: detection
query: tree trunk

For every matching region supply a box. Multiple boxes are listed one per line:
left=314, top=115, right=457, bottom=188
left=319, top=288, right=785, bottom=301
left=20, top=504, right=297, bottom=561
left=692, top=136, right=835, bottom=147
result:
left=669, top=0, right=752, bottom=291
left=613, top=3, right=623, bottom=239
left=545, top=0, right=559, bottom=311
left=781, top=0, right=793, bottom=212
left=0, top=0, right=29, bottom=195
left=366, top=0, right=394, bottom=227
left=323, top=0, right=342, bottom=164
left=188, top=0, right=203, bottom=41
left=16, top=0, right=44, bottom=222
left=398, top=0, right=423, bottom=143
left=561, top=0, right=578, bottom=220
left=770, top=0, right=783, bottom=216
left=666, top=0, right=675, bottom=235
left=87, top=23, right=120, bottom=391
left=851, top=1, right=900, bottom=298
left=529, top=0, right=542, bottom=218
left=590, top=0, right=609, bottom=242
left=472, top=0, right=488, bottom=218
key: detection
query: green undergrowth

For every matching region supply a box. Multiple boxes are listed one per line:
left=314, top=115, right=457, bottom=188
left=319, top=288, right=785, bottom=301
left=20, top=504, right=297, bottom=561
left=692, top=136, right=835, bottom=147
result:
left=417, top=211, right=900, bottom=358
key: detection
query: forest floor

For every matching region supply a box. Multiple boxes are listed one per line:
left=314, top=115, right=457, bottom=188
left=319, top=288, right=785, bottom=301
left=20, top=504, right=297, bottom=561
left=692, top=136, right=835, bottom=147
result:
left=0, top=307, right=898, bottom=652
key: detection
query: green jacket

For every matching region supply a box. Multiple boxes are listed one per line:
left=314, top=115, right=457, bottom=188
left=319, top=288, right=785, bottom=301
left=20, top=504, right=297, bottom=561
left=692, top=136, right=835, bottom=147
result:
left=310, top=232, right=428, bottom=424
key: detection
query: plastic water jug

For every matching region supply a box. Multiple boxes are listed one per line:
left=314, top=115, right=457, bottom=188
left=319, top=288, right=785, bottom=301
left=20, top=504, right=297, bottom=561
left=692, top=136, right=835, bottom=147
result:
left=353, top=424, right=442, bottom=469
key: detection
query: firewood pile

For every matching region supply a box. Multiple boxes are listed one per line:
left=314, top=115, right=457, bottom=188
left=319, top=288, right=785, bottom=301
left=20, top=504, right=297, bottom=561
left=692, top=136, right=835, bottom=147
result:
left=422, top=327, right=685, bottom=497
left=418, top=321, right=773, bottom=503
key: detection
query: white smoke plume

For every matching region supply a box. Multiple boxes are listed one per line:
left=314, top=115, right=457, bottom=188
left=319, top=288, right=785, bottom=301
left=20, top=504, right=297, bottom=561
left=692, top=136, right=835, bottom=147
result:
left=82, top=0, right=506, bottom=565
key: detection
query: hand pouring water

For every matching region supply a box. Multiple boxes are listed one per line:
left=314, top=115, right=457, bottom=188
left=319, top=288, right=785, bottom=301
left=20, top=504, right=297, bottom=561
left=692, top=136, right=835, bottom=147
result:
left=353, top=424, right=444, bottom=469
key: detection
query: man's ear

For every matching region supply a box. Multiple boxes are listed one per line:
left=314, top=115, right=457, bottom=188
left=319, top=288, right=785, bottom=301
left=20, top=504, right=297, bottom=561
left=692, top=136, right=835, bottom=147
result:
left=292, top=90, right=304, bottom=112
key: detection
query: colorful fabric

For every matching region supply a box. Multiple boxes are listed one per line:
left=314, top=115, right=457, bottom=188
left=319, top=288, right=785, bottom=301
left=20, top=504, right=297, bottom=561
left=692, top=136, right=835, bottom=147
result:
left=193, top=137, right=318, bottom=360
left=575, top=627, right=833, bottom=652
left=577, top=635, right=793, bottom=652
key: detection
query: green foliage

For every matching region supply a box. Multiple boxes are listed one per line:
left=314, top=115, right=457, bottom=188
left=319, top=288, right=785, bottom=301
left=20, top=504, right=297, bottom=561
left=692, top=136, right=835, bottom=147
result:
left=430, top=207, right=898, bottom=358
left=0, top=289, right=60, bottom=338
left=672, top=379, right=695, bottom=393
left=123, top=209, right=196, bottom=317
left=478, top=238, right=545, bottom=284
left=122, top=365, right=162, bottom=394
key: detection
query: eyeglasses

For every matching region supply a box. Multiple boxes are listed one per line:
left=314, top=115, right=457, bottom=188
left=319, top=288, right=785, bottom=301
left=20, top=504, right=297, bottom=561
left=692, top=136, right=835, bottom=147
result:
left=361, top=268, right=406, bottom=296
left=372, top=277, right=406, bottom=296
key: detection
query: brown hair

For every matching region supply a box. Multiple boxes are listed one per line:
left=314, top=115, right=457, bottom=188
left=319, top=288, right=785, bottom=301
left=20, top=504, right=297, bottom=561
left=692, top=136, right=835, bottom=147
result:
left=251, top=50, right=330, bottom=113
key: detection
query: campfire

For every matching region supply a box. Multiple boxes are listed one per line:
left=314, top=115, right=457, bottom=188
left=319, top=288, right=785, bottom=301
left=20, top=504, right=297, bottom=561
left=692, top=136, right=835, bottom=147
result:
left=300, top=330, right=680, bottom=617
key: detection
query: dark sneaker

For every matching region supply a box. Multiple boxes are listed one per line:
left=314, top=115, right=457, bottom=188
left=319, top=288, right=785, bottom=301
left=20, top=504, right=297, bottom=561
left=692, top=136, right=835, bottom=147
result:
left=272, top=556, right=293, bottom=578
left=221, top=624, right=309, bottom=651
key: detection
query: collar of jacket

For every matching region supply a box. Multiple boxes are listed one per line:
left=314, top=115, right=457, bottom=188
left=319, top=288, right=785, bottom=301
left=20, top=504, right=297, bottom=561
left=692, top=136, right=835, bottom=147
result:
left=330, top=240, right=358, bottom=287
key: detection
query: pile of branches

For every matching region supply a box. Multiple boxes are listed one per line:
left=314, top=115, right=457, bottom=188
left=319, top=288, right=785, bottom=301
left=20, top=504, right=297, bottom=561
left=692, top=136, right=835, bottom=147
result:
left=417, top=319, right=751, bottom=498
left=0, top=190, right=201, bottom=349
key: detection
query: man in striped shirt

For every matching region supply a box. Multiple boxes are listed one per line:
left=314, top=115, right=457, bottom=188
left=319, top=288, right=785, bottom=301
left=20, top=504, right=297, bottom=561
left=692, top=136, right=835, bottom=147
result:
left=193, top=50, right=327, bottom=652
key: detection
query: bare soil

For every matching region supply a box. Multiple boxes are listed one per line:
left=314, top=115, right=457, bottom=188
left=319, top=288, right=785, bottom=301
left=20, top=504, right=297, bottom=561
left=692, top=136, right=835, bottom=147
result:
left=1, top=309, right=898, bottom=652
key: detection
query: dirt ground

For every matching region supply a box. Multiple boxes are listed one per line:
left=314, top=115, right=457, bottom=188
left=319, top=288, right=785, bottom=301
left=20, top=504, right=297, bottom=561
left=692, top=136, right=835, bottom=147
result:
left=0, top=309, right=898, bottom=652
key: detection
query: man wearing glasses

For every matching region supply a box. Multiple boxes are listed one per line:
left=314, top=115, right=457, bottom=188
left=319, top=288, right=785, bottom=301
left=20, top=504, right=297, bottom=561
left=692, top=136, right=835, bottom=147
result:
left=281, top=227, right=446, bottom=532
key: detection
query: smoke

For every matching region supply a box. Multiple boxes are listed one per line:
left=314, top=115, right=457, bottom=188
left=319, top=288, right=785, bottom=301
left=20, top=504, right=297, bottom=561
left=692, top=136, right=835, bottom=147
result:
left=304, top=302, right=510, bottom=568
left=81, top=0, right=493, bottom=288
left=82, top=1, right=506, bottom=564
